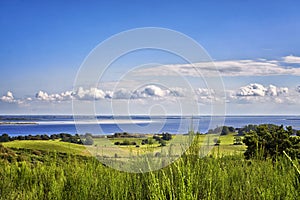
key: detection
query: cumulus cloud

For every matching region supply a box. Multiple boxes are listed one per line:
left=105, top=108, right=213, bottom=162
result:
left=72, top=87, right=110, bottom=100
left=132, top=85, right=171, bottom=98
left=237, top=84, right=266, bottom=96
left=224, top=83, right=300, bottom=105
left=283, top=55, right=300, bottom=64
left=1, top=83, right=299, bottom=106
left=36, top=90, right=74, bottom=101
left=112, top=88, right=132, bottom=99
left=1, top=91, right=15, bottom=103
left=0, top=91, right=26, bottom=104
left=33, top=85, right=183, bottom=102
left=110, top=85, right=186, bottom=99
left=35, top=87, right=114, bottom=102
left=237, top=83, right=288, bottom=97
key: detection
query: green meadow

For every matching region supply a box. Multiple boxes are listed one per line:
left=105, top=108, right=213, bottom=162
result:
left=2, top=140, right=89, bottom=156
left=2, top=133, right=246, bottom=157
left=0, top=132, right=299, bottom=200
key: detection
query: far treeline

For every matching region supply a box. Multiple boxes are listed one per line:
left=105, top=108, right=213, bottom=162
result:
left=0, top=133, right=94, bottom=145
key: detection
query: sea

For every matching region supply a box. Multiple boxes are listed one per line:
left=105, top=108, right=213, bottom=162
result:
left=0, top=115, right=300, bottom=136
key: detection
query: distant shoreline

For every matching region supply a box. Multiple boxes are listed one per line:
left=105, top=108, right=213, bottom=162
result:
left=0, top=122, right=37, bottom=125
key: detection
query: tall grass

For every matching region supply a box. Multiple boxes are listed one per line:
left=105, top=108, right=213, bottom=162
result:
left=0, top=151, right=299, bottom=200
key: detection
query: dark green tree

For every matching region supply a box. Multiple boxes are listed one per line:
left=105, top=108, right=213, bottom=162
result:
left=0, top=134, right=10, bottom=142
left=238, top=124, right=257, bottom=136
left=243, top=124, right=300, bottom=159
left=162, top=133, right=172, bottom=140
left=208, top=126, right=233, bottom=135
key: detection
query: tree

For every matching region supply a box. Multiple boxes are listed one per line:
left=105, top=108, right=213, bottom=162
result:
left=243, top=124, right=300, bottom=160
left=0, top=134, right=10, bottom=142
left=162, top=133, right=172, bottom=140
left=221, top=126, right=230, bottom=135
left=147, top=138, right=154, bottom=145
left=238, top=124, right=257, bottom=136
left=208, top=126, right=233, bottom=135
left=228, top=126, right=235, bottom=133
left=41, top=134, right=50, bottom=140
left=83, top=135, right=94, bottom=145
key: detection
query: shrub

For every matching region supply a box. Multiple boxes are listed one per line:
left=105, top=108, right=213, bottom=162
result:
left=159, top=140, right=167, bottom=147
left=233, top=137, right=243, bottom=145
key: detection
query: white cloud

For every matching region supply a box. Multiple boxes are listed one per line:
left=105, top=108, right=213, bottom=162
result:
left=132, top=58, right=300, bottom=77
left=196, top=88, right=215, bottom=96
left=0, top=91, right=25, bottom=104
left=1, top=83, right=299, bottom=107
left=1, top=91, right=15, bottom=103
left=194, top=88, right=219, bottom=103
left=132, top=85, right=170, bottom=98
left=36, top=91, right=49, bottom=101
left=73, top=87, right=108, bottom=100
left=267, top=85, right=277, bottom=96
left=237, top=83, right=267, bottom=96
left=283, top=55, right=300, bottom=64
left=36, top=90, right=74, bottom=101
left=33, top=85, right=183, bottom=102
left=112, top=88, right=132, bottom=99
left=226, top=83, right=298, bottom=105
left=112, top=85, right=188, bottom=100
left=236, top=83, right=288, bottom=97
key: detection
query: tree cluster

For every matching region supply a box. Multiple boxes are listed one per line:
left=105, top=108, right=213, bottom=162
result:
left=237, top=124, right=257, bottom=136
left=0, top=133, right=52, bottom=142
left=207, top=126, right=235, bottom=135
left=153, top=133, right=172, bottom=146
left=107, top=132, right=144, bottom=138
left=0, top=133, right=94, bottom=145
left=141, top=138, right=154, bottom=145
left=243, top=124, right=300, bottom=160
left=114, top=140, right=137, bottom=146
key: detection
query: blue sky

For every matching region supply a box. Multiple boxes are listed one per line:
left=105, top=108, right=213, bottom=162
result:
left=1, top=1, right=300, bottom=115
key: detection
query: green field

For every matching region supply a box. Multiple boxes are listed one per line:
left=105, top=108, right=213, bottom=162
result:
left=2, top=140, right=89, bottom=156
left=0, top=133, right=299, bottom=200
left=1, top=134, right=246, bottom=157
left=0, top=145, right=299, bottom=199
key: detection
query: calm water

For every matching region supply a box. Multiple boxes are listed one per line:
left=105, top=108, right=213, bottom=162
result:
left=0, top=115, right=300, bottom=136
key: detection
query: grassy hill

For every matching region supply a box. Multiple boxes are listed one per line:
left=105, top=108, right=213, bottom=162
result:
left=2, top=140, right=90, bottom=156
